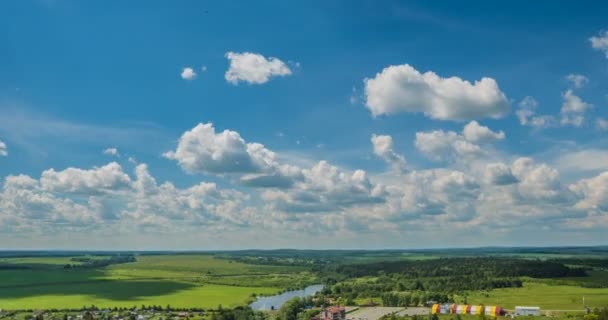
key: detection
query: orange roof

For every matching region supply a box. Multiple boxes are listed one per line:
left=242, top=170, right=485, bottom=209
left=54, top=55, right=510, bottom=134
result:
left=327, top=306, right=345, bottom=313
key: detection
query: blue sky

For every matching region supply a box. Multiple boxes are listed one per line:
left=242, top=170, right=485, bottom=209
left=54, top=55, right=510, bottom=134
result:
left=1, top=0, right=608, bottom=249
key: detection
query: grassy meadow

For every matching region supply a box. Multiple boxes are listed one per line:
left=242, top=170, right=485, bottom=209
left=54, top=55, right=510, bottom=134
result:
left=1, top=249, right=608, bottom=312
left=464, top=281, right=608, bottom=310
left=0, top=254, right=314, bottom=310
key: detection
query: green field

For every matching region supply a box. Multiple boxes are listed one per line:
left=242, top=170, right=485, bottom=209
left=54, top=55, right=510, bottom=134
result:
left=1, top=250, right=608, bottom=312
left=0, top=254, right=313, bottom=310
left=465, top=281, right=608, bottom=310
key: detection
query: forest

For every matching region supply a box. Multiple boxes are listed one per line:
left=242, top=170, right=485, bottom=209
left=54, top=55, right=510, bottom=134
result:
left=319, top=257, right=592, bottom=305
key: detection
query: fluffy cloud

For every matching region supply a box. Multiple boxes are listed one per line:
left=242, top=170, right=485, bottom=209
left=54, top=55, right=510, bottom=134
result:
left=0, top=162, right=257, bottom=234
left=363, top=64, right=509, bottom=121
left=0, top=174, right=101, bottom=226
left=597, top=118, right=608, bottom=130
left=511, top=157, right=570, bottom=202
left=103, top=147, right=119, bottom=157
left=181, top=67, right=197, bottom=80
left=225, top=52, right=292, bottom=85
left=560, top=90, right=592, bottom=127
left=127, top=163, right=251, bottom=225
left=565, top=74, right=589, bottom=88
left=0, top=139, right=6, bottom=156
left=415, top=130, right=482, bottom=161
left=570, top=171, right=608, bottom=213
left=515, top=96, right=556, bottom=128
left=379, top=169, right=481, bottom=223
left=484, top=163, right=518, bottom=185
left=414, top=121, right=502, bottom=162
left=163, top=122, right=277, bottom=175
left=590, top=31, right=608, bottom=58
left=262, top=161, right=386, bottom=214
left=462, top=121, right=505, bottom=143
left=371, top=134, right=406, bottom=172
left=40, top=162, right=131, bottom=194
left=555, top=149, right=608, bottom=173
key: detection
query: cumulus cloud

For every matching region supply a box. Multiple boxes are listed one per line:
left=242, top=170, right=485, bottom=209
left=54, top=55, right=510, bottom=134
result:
left=40, top=162, right=131, bottom=194
left=415, top=130, right=482, bottom=161
left=1, top=174, right=101, bottom=226
left=414, top=121, right=502, bottom=162
left=484, top=163, right=518, bottom=185
left=225, top=52, right=292, bottom=85
left=163, top=122, right=277, bottom=175
left=462, top=121, right=505, bottom=143
left=560, top=90, right=592, bottom=127
left=371, top=134, right=407, bottom=172
left=261, top=161, right=386, bottom=214
left=181, top=67, right=197, bottom=80
left=511, top=157, right=570, bottom=202
left=127, top=163, right=251, bottom=225
left=590, top=31, right=608, bottom=58
left=515, top=96, right=557, bottom=128
left=164, top=123, right=317, bottom=190
left=597, top=118, right=608, bottom=130
left=363, top=64, right=509, bottom=121
left=103, top=147, right=119, bottom=157
left=555, top=149, right=608, bottom=173
left=0, top=139, right=6, bottom=156
left=565, top=74, right=589, bottom=88
left=570, top=171, right=608, bottom=213
left=0, top=162, right=257, bottom=234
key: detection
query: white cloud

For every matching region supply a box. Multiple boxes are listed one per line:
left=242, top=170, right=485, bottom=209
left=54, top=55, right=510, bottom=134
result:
left=555, top=149, right=608, bottom=173
left=570, top=171, right=608, bottom=213
left=565, top=74, right=589, bottom=88
left=515, top=96, right=557, bottom=128
left=103, top=147, right=119, bottom=157
left=181, top=67, right=197, bottom=80
left=127, top=163, right=251, bottom=225
left=462, top=121, right=505, bottom=143
left=511, top=157, right=569, bottom=202
left=0, top=163, right=256, bottom=233
left=163, top=122, right=276, bottom=174
left=415, top=130, right=482, bottom=161
left=261, top=161, right=386, bottom=214
left=1, top=174, right=101, bottom=226
left=561, top=90, right=592, bottom=113
left=597, top=118, right=608, bottom=130
left=225, top=52, right=292, bottom=85
left=414, top=121, right=503, bottom=162
left=363, top=64, right=509, bottom=121
left=164, top=122, right=302, bottom=189
left=40, top=162, right=131, bottom=194
left=0, top=139, right=6, bottom=156
left=371, top=134, right=407, bottom=172
left=560, top=90, right=592, bottom=127
left=484, top=163, right=518, bottom=185
left=590, top=31, right=608, bottom=58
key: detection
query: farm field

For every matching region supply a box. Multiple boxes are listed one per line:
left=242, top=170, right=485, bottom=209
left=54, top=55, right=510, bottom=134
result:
left=1, top=249, right=608, bottom=312
left=0, top=254, right=313, bottom=310
left=465, top=281, right=608, bottom=310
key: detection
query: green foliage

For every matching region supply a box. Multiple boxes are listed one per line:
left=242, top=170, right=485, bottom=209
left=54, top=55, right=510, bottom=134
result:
left=210, top=306, right=267, bottom=320
left=276, top=296, right=316, bottom=320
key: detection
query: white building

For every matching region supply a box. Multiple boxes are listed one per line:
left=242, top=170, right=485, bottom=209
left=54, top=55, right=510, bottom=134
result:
left=514, top=306, right=540, bottom=316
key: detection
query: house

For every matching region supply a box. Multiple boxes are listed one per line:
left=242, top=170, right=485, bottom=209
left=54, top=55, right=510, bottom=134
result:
left=317, top=307, right=346, bottom=320
left=514, top=306, right=541, bottom=316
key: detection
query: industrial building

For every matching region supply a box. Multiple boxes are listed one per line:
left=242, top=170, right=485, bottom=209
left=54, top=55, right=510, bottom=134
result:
left=514, top=306, right=541, bottom=316
left=431, top=304, right=505, bottom=317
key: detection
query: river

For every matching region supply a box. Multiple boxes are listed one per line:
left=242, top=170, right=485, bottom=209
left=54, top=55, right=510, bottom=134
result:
left=249, top=284, right=324, bottom=311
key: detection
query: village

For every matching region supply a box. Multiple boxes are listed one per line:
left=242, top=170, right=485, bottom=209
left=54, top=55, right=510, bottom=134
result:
left=0, top=303, right=555, bottom=320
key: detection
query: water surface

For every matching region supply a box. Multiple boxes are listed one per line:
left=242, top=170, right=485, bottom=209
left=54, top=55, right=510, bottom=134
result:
left=249, top=284, right=324, bottom=311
